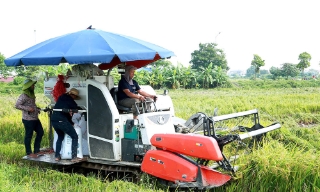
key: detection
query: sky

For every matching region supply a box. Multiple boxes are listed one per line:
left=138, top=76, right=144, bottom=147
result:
left=1, top=0, right=319, bottom=72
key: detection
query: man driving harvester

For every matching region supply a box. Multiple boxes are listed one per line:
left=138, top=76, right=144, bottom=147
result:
left=117, top=65, right=156, bottom=119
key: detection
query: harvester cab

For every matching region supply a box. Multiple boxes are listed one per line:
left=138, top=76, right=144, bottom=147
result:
left=25, top=64, right=281, bottom=190
left=42, top=66, right=176, bottom=162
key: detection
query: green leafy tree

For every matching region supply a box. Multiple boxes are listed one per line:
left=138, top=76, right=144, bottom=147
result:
left=297, top=52, right=311, bottom=75
left=146, top=66, right=165, bottom=89
left=258, top=69, right=270, bottom=79
left=260, top=69, right=269, bottom=75
left=251, top=54, right=265, bottom=80
left=190, top=43, right=229, bottom=71
left=13, top=63, right=72, bottom=80
left=281, top=63, right=299, bottom=79
left=110, top=68, right=121, bottom=85
left=134, top=70, right=150, bottom=85
left=15, top=66, right=41, bottom=79
left=246, top=66, right=255, bottom=78
left=39, top=64, right=71, bottom=77
left=305, top=69, right=319, bottom=77
left=269, top=66, right=282, bottom=80
left=0, top=53, right=13, bottom=78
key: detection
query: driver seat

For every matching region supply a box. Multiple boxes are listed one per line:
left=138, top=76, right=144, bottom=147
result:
left=110, top=87, right=132, bottom=113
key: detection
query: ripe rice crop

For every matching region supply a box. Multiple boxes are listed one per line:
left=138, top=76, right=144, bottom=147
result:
left=0, top=87, right=320, bottom=191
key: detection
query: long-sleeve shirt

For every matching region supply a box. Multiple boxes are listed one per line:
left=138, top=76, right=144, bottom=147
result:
left=51, top=93, right=78, bottom=124
left=15, top=94, right=40, bottom=120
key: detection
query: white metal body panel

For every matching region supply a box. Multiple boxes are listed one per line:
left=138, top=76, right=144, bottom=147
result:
left=138, top=111, right=176, bottom=144
left=86, top=79, right=121, bottom=161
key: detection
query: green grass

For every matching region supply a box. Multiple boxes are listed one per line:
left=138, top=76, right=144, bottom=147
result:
left=1, top=85, right=320, bottom=191
left=0, top=161, right=161, bottom=192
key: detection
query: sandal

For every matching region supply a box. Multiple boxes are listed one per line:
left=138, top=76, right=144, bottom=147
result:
left=55, top=157, right=61, bottom=161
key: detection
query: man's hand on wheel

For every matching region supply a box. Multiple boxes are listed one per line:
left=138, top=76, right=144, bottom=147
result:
left=139, top=96, right=145, bottom=102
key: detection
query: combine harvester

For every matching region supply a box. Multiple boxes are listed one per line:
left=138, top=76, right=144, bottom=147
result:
left=28, top=64, right=280, bottom=190
left=4, top=28, right=281, bottom=190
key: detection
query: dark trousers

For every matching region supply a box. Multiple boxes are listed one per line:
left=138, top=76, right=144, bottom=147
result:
left=22, top=119, right=44, bottom=155
left=119, top=97, right=153, bottom=116
left=52, top=121, right=78, bottom=159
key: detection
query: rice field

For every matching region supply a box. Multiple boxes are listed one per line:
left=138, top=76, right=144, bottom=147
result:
left=0, top=87, right=320, bottom=191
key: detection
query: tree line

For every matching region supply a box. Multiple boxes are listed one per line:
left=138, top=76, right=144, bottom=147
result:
left=0, top=43, right=316, bottom=89
left=245, top=52, right=313, bottom=80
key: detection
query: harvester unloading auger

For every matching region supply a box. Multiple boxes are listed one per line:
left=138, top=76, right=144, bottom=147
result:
left=141, top=109, right=281, bottom=189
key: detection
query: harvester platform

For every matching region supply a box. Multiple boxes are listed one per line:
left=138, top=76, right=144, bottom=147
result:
left=23, top=152, right=140, bottom=167
left=22, top=149, right=141, bottom=180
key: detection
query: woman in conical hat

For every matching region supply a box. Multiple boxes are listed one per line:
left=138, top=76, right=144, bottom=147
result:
left=15, top=79, right=44, bottom=158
